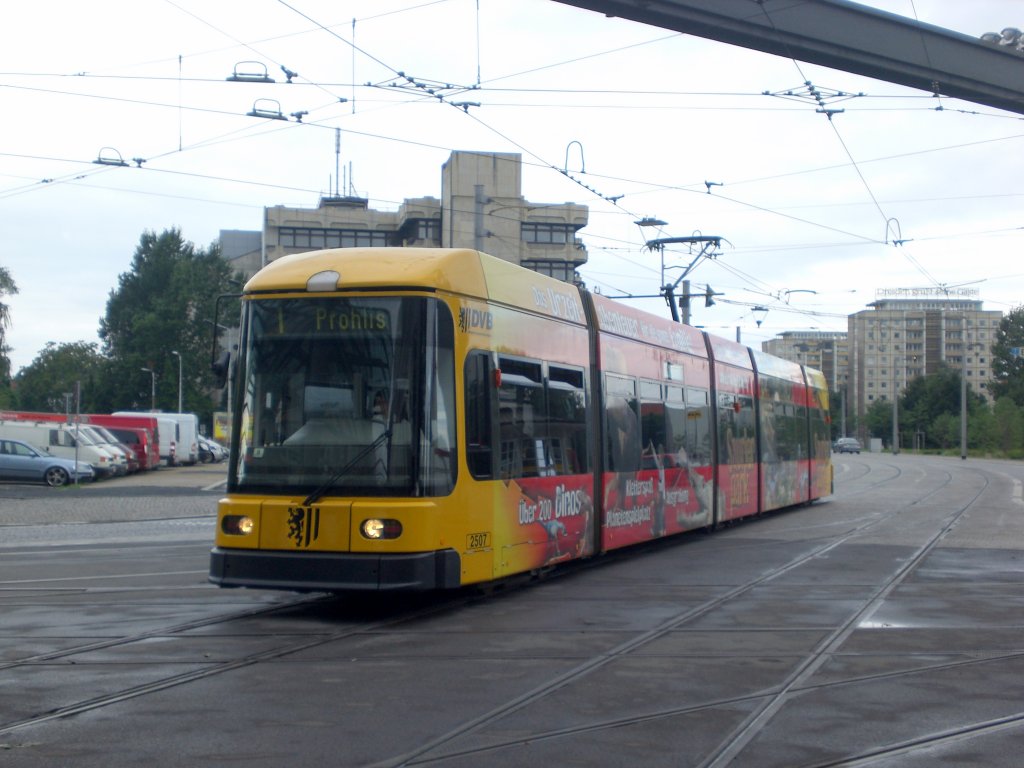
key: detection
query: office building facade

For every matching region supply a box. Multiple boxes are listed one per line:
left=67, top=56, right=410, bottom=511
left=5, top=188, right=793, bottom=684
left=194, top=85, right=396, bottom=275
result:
left=763, top=295, right=1003, bottom=439
left=847, top=297, right=1002, bottom=424
left=222, top=151, right=588, bottom=283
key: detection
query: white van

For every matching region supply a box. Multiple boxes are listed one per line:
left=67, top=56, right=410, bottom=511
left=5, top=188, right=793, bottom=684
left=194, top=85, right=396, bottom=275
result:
left=0, top=420, right=116, bottom=478
left=164, top=413, right=200, bottom=465
left=113, top=412, right=179, bottom=466
left=77, top=425, right=132, bottom=475
left=89, top=424, right=141, bottom=472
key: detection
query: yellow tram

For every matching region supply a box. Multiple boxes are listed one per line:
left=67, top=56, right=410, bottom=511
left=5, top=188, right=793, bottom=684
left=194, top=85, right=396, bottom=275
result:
left=209, top=248, right=831, bottom=591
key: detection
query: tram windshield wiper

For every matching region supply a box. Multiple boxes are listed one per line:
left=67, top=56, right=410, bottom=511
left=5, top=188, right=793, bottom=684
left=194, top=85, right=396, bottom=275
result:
left=302, top=428, right=392, bottom=506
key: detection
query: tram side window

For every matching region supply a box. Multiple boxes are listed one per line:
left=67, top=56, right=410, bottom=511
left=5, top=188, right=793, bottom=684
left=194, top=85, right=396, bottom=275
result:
left=679, top=387, right=712, bottom=466
left=497, top=358, right=544, bottom=478
left=794, top=405, right=809, bottom=460
left=717, top=394, right=735, bottom=463
left=496, top=357, right=589, bottom=479
left=427, top=311, right=459, bottom=495
left=547, top=365, right=588, bottom=474
left=759, top=377, right=807, bottom=462
left=662, top=385, right=686, bottom=466
left=810, top=400, right=830, bottom=459
left=635, top=382, right=712, bottom=471
left=767, top=403, right=805, bottom=461
left=638, top=380, right=666, bottom=469
left=774, top=403, right=806, bottom=462
left=718, top=393, right=756, bottom=465
left=606, top=375, right=640, bottom=472
left=464, top=352, right=495, bottom=479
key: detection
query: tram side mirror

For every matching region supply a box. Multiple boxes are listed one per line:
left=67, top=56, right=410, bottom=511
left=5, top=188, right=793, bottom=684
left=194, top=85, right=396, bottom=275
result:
left=212, top=351, right=231, bottom=389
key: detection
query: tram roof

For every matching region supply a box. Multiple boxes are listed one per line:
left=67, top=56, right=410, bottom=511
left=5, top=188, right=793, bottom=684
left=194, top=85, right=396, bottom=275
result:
left=244, top=247, right=588, bottom=325
left=244, top=247, right=488, bottom=294
left=752, top=348, right=814, bottom=384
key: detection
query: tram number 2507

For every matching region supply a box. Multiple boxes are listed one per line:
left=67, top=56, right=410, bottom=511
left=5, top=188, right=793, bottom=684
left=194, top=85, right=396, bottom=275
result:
left=466, top=532, right=491, bottom=550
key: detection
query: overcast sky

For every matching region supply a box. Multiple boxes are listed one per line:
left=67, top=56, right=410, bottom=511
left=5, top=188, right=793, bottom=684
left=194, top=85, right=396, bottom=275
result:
left=2, top=0, right=1021, bottom=374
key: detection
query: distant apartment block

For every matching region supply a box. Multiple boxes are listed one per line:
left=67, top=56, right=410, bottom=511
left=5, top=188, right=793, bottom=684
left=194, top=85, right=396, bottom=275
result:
left=762, top=331, right=848, bottom=393
left=763, top=293, right=1003, bottom=434
left=762, top=330, right=851, bottom=432
left=847, top=296, right=1001, bottom=422
left=221, top=151, right=589, bottom=283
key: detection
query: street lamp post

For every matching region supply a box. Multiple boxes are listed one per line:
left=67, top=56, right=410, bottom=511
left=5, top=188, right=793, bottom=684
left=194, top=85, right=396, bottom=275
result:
left=960, top=342, right=981, bottom=460
left=960, top=362, right=967, bottom=460
left=140, top=367, right=157, bottom=411
left=171, top=351, right=183, bottom=413
left=892, top=389, right=899, bottom=455
left=840, top=384, right=847, bottom=438
left=891, top=355, right=899, bottom=456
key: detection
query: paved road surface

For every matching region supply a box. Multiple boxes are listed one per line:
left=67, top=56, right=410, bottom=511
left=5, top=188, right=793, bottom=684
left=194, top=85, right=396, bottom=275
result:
left=1, top=453, right=1023, bottom=766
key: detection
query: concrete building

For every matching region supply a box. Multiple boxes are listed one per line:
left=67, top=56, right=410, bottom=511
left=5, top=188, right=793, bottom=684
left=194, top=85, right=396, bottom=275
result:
left=847, top=294, right=1002, bottom=427
left=763, top=292, right=1003, bottom=439
left=222, top=150, right=589, bottom=283
left=762, top=330, right=851, bottom=434
left=762, top=330, right=848, bottom=394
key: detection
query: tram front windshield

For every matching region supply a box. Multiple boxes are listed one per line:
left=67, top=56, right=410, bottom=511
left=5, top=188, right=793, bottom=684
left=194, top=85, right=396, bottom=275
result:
left=231, top=296, right=457, bottom=497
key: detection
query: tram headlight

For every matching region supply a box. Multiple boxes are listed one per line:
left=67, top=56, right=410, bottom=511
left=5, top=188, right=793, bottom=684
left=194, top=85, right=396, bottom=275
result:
left=361, top=518, right=403, bottom=540
left=222, top=515, right=255, bottom=536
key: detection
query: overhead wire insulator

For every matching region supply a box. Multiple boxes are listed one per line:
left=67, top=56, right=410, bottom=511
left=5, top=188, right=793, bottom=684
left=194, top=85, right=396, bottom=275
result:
left=228, top=61, right=275, bottom=83
left=247, top=99, right=287, bottom=121
left=93, top=147, right=128, bottom=167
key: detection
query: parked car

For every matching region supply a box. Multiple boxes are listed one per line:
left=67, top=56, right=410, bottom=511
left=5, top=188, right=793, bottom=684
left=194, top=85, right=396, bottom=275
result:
left=198, top=436, right=226, bottom=463
left=833, top=437, right=862, bottom=454
left=0, top=438, right=94, bottom=487
left=0, top=420, right=117, bottom=478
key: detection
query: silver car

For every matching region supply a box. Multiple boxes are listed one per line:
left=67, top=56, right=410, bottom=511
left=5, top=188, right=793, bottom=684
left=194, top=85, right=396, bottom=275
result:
left=198, top=436, right=226, bottom=463
left=833, top=437, right=862, bottom=454
left=0, top=438, right=95, bottom=487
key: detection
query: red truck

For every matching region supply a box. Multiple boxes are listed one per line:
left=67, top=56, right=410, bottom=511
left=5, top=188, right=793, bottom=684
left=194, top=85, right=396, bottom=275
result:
left=84, top=415, right=162, bottom=471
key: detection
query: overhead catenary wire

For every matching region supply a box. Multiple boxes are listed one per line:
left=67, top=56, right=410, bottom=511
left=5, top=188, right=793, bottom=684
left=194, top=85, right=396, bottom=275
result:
left=1, top=74, right=1015, bottom=259
left=754, top=0, right=944, bottom=289
left=4, top=0, right=1019, bottom=331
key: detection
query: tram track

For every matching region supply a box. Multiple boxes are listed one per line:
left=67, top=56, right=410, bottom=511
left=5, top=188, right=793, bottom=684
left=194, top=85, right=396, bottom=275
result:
left=0, top=590, right=470, bottom=737
left=369, top=461, right=996, bottom=766
left=0, top=461, right=969, bottom=744
left=807, top=709, right=1024, bottom=767
left=1, top=457, right=1015, bottom=767
left=697, top=469, right=989, bottom=768
left=0, top=594, right=323, bottom=673
left=831, top=457, right=904, bottom=498
left=394, top=649, right=1024, bottom=766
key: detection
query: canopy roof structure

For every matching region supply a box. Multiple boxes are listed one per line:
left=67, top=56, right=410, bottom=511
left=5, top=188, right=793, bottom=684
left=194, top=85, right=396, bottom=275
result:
left=554, top=0, right=1024, bottom=115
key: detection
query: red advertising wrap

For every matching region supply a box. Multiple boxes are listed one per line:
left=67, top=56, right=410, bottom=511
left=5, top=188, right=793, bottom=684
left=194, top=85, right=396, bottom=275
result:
left=591, top=293, right=717, bottom=551
left=208, top=247, right=832, bottom=593
left=500, top=475, right=594, bottom=570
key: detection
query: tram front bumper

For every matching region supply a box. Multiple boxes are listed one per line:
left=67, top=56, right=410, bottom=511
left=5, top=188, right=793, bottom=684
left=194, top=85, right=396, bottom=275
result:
left=208, top=547, right=462, bottom=592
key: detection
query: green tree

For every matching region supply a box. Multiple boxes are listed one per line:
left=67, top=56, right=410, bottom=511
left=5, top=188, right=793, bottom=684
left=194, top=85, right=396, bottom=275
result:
left=864, top=397, right=893, bottom=446
left=900, top=364, right=984, bottom=450
left=991, top=397, right=1024, bottom=457
left=98, top=229, right=240, bottom=423
left=829, top=387, right=854, bottom=441
left=968, top=405, right=996, bottom=453
left=13, top=341, right=108, bottom=413
left=0, top=266, right=18, bottom=406
left=930, top=412, right=958, bottom=449
left=990, top=305, right=1024, bottom=406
